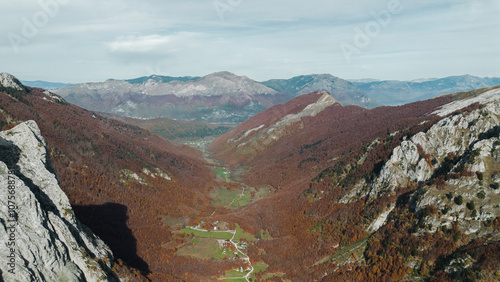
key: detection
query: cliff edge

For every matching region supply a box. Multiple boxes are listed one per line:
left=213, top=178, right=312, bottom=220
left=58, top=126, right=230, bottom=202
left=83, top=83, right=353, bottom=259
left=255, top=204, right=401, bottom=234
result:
left=0, top=121, right=118, bottom=281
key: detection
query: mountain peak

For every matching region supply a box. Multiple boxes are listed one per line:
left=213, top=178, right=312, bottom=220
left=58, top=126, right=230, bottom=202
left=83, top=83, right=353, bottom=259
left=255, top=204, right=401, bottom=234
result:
left=209, top=71, right=239, bottom=77
left=317, top=90, right=340, bottom=105
left=203, top=71, right=250, bottom=81
left=0, top=73, right=24, bottom=91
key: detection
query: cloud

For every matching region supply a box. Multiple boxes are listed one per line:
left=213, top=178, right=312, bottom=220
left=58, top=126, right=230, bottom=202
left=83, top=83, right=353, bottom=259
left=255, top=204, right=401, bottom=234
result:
left=1, top=0, right=499, bottom=82
left=107, top=35, right=177, bottom=53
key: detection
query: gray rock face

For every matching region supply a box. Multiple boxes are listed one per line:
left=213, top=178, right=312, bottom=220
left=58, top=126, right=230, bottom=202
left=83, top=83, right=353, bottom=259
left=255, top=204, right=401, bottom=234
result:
left=0, top=73, right=24, bottom=91
left=340, top=88, right=500, bottom=235
left=369, top=90, right=500, bottom=201
left=0, top=121, right=117, bottom=281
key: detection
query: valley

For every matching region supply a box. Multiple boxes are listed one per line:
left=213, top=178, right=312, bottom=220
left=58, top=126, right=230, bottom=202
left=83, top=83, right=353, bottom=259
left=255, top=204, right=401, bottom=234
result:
left=168, top=152, right=278, bottom=281
left=1, top=72, right=499, bottom=281
left=3, top=0, right=499, bottom=280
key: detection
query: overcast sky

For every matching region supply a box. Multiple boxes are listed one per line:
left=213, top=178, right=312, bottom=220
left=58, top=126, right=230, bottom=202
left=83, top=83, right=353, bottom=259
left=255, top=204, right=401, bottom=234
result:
left=1, top=0, right=499, bottom=83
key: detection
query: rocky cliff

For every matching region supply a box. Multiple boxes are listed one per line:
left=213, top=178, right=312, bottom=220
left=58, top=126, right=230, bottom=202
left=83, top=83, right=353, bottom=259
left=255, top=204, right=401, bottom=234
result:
left=342, top=87, right=500, bottom=237
left=0, top=73, right=24, bottom=91
left=0, top=121, right=118, bottom=281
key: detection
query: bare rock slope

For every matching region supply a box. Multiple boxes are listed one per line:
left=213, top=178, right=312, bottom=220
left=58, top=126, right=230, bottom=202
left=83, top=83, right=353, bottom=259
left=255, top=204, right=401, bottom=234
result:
left=0, top=121, right=118, bottom=281
left=343, top=87, right=500, bottom=237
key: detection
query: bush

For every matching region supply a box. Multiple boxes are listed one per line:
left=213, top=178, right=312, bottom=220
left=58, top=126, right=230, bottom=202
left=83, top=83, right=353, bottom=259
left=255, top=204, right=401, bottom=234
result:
left=466, top=201, right=475, bottom=211
left=476, top=191, right=486, bottom=200
left=490, top=183, right=499, bottom=190
left=442, top=206, right=450, bottom=215
left=476, top=172, right=483, bottom=180
left=471, top=210, right=477, bottom=218
left=454, top=195, right=463, bottom=205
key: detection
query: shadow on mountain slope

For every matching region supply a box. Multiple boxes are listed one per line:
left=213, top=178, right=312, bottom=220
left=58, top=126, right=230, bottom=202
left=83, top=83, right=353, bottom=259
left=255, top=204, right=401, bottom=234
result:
left=73, top=203, right=150, bottom=275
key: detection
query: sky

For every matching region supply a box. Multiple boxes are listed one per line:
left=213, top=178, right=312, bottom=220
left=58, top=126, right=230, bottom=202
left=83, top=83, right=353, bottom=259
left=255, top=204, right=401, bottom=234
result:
left=1, top=0, right=499, bottom=83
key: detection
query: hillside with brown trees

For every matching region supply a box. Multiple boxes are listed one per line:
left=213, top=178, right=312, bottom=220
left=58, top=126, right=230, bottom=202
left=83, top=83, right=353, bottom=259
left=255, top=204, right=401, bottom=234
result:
left=0, top=86, right=238, bottom=280
left=2, top=78, right=499, bottom=281
left=208, top=87, right=500, bottom=280
left=209, top=91, right=453, bottom=191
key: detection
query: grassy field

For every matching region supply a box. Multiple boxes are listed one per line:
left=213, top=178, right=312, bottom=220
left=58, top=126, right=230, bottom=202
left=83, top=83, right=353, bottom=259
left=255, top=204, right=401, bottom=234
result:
left=211, top=187, right=242, bottom=207
left=233, top=224, right=257, bottom=242
left=249, top=262, right=268, bottom=281
left=212, top=167, right=231, bottom=181
left=176, top=238, right=219, bottom=259
left=256, top=229, right=272, bottom=240
left=254, top=186, right=272, bottom=201
left=178, top=228, right=233, bottom=240
left=229, top=193, right=252, bottom=209
left=212, top=246, right=235, bottom=260
left=213, top=186, right=270, bottom=210
left=175, top=238, right=233, bottom=260
left=218, top=269, right=250, bottom=281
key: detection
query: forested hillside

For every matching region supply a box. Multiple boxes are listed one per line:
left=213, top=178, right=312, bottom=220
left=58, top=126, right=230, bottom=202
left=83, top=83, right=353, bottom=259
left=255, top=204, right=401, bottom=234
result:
left=2, top=73, right=499, bottom=280
left=0, top=82, right=237, bottom=280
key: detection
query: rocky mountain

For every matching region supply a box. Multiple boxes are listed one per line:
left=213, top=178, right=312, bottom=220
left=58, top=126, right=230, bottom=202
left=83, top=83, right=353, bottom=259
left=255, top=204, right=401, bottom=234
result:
left=0, top=121, right=118, bottom=281
left=352, top=74, right=500, bottom=106
left=54, top=71, right=287, bottom=123
left=262, top=74, right=380, bottom=108
left=326, top=86, right=500, bottom=280
left=53, top=72, right=500, bottom=124
left=1, top=73, right=25, bottom=91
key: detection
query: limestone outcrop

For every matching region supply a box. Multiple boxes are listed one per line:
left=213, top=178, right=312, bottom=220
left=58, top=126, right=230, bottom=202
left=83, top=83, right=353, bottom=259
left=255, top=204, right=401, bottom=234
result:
left=0, top=121, right=118, bottom=281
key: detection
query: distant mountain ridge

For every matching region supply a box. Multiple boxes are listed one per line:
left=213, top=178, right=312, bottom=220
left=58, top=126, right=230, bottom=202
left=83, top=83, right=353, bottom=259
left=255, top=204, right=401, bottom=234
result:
left=53, top=72, right=381, bottom=123
left=25, top=72, right=500, bottom=124
left=57, top=71, right=278, bottom=98
left=352, top=74, right=500, bottom=105
left=21, top=80, right=72, bottom=90
left=54, top=71, right=289, bottom=123
left=262, top=74, right=379, bottom=108
left=121, top=74, right=200, bottom=85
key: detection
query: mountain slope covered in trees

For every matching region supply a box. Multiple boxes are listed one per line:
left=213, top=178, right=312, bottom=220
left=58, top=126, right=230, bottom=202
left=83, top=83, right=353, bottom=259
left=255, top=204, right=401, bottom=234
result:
left=0, top=74, right=238, bottom=280
left=2, top=72, right=499, bottom=281
left=208, top=85, right=500, bottom=280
